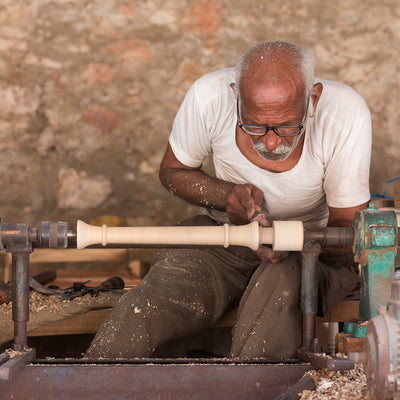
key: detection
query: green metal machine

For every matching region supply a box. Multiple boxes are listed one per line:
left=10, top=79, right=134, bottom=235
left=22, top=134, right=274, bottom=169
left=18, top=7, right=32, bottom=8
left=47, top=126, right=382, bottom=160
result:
left=350, top=205, right=400, bottom=399
left=352, top=204, right=398, bottom=322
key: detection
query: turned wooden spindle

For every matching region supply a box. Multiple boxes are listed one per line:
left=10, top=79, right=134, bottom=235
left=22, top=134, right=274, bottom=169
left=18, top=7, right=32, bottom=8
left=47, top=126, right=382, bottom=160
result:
left=76, top=220, right=304, bottom=252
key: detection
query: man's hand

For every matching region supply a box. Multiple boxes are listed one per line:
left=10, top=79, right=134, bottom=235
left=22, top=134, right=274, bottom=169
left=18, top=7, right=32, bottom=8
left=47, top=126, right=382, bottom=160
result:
left=252, top=214, right=289, bottom=264
left=254, top=246, right=289, bottom=264
left=226, top=184, right=264, bottom=225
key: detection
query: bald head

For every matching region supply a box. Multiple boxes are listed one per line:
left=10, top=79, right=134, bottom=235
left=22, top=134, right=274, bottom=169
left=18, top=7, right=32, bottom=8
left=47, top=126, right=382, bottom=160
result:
left=235, top=42, right=315, bottom=105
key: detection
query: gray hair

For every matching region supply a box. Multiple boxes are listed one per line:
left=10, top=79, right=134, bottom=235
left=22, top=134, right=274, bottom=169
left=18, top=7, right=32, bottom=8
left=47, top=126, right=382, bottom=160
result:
left=235, top=41, right=315, bottom=102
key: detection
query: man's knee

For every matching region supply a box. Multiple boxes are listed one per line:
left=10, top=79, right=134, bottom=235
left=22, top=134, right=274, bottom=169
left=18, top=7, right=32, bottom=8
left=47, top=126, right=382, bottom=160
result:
left=231, top=253, right=302, bottom=359
left=252, top=254, right=301, bottom=297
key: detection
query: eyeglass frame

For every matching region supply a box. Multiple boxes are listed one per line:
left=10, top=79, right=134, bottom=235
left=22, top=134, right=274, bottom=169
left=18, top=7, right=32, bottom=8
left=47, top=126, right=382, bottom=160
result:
left=236, top=97, right=310, bottom=138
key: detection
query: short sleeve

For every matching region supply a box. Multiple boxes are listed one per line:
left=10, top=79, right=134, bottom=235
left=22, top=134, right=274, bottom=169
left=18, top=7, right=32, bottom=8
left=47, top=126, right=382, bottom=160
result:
left=323, top=89, right=371, bottom=208
left=169, top=83, right=212, bottom=168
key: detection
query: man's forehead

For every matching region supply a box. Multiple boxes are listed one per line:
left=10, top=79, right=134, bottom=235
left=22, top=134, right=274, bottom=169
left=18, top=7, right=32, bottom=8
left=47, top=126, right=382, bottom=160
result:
left=240, top=79, right=304, bottom=107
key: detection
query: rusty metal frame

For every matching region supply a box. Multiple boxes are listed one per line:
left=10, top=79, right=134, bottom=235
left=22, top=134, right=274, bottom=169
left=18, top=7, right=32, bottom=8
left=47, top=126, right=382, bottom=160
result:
left=0, top=356, right=313, bottom=400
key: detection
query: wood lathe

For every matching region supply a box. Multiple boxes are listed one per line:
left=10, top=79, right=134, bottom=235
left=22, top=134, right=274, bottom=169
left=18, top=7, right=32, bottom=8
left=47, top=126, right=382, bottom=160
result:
left=0, top=208, right=397, bottom=400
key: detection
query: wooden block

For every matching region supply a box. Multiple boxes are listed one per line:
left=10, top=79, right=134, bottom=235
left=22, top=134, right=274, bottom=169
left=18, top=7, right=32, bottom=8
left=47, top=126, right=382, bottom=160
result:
left=343, top=336, right=364, bottom=354
left=28, top=309, right=112, bottom=337
left=214, top=307, right=238, bottom=327
left=372, top=198, right=394, bottom=208
left=128, top=260, right=141, bottom=277
left=128, top=260, right=151, bottom=279
left=336, top=333, right=352, bottom=354
left=317, top=300, right=359, bottom=323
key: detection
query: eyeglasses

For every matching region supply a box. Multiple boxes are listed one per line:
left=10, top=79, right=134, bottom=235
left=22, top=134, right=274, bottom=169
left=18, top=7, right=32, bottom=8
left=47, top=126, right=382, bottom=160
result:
left=237, top=97, right=309, bottom=138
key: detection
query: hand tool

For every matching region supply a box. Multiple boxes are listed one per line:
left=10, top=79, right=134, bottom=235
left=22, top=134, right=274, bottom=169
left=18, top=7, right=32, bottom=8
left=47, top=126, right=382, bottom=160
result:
left=0, top=270, right=57, bottom=305
left=28, top=275, right=125, bottom=300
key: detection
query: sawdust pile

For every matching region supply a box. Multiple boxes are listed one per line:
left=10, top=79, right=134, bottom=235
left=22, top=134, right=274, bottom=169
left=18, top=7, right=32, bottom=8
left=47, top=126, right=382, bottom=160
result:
left=0, top=290, right=123, bottom=346
left=300, top=362, right=373, bottom=400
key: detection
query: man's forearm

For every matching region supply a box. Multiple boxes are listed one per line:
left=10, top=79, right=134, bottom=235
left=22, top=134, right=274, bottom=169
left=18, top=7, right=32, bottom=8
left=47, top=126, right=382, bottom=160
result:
left=159, top=166, right=235, bottom=211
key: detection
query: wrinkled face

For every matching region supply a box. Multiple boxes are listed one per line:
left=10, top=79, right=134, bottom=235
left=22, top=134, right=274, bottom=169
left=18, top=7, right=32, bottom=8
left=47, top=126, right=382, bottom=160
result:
left=238, top=75, right=308, bottom=162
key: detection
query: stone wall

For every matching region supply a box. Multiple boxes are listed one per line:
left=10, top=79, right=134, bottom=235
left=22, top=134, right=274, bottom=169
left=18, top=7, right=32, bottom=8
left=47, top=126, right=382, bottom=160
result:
left=0, top=0, right=399, bottom=227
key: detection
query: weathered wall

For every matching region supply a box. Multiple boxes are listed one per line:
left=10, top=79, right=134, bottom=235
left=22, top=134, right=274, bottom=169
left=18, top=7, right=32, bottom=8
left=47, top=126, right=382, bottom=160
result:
left=0, top=0, right=399, bottom=228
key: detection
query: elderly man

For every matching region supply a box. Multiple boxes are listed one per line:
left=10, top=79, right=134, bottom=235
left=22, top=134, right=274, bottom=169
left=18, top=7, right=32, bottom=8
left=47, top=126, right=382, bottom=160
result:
left=86, top=41, right=371, bottom=360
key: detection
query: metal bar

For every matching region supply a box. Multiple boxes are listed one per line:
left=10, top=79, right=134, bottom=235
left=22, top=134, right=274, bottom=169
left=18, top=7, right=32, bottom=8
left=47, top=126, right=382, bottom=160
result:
left=300, top=252, right=319, bottom=350
left=302, top=313, right=316, bottom=350
left=303, top=227, right=353, bottom=248
left=0, top=353, right=10, bottom=366
left=11, top=252, right=30, bottom=350
left=310, top=354, right=354, bottom=371
left=325, top=227, right=354, bottom=247
left=0, top=362, right=313, bottom=400
left=272, top=375, right=315, bottom=400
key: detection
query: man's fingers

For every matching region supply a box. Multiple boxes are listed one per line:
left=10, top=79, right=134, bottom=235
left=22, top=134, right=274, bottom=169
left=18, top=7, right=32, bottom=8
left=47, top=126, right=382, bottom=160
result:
left=251, top=213, right=271, bottom=227
left=226, top=184, right=264, bottom=225
left=226, top=189, right=249, bottom=224
left=241, top=195, right=257, bottom=219
left=255, top=246, right=289, bottom=263
left=237, top=185, right=263, bottom=219
left=251, top=186, right=264, bottom=213
left=269, top=253, right=289, bottom=264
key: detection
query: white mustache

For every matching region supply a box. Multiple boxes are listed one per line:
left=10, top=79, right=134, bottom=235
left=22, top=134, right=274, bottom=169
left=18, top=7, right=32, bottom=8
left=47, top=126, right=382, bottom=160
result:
left=253, top=140, right=293, bottom=155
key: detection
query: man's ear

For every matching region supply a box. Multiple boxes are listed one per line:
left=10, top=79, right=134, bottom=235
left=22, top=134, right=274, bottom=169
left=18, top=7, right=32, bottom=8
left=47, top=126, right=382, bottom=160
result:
left=310, top=82, right=323, bottom=117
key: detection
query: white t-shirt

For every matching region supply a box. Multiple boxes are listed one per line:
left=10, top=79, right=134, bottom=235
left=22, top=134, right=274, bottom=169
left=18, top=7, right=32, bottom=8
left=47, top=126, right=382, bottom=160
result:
left=169, top=68, right=371, bottom=229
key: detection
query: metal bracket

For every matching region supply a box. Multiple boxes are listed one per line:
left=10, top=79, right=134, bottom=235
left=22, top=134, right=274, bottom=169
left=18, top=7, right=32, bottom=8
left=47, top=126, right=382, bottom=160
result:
left=0, top=349, right=35, bottom=381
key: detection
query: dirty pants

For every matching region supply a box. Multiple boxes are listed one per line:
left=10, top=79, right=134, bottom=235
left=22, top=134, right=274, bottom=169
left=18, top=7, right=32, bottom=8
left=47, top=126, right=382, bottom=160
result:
left=86, top=216, right=358, bottom=359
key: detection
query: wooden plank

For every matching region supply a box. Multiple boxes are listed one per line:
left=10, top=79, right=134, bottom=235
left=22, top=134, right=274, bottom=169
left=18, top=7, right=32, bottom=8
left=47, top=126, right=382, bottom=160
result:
left=28, top=305, right=238, bottom=338
left=25, top=301, right=358, bottom=338
left=27, top=299, right=358, bottom=337
left=218, top=300, right=359, bottom=328
left=213, top=307, right=238, bottom=327
left=343, top=336, right=364, bottom=354
left=336, top=333, right=352, bottom=353
left=317, top=300, right=359, bottom=323
left=28, top=309, right=112, bottom=337
left=30, top=248, right=129, bottom=263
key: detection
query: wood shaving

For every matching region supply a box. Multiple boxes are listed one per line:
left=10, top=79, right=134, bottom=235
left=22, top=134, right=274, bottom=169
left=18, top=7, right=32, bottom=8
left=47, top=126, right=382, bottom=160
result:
left=300, top=360, right=373, bottom=400
left=0, top=290, right=118, bottom=315
left=0, top=290, right=122, bottom=346
left=5, top=349, right=22, bottom=358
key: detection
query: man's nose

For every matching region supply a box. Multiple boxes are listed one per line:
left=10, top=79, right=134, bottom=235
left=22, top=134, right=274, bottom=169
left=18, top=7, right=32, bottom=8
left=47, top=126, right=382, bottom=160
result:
left=262, top=130, right=282, bottom=150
